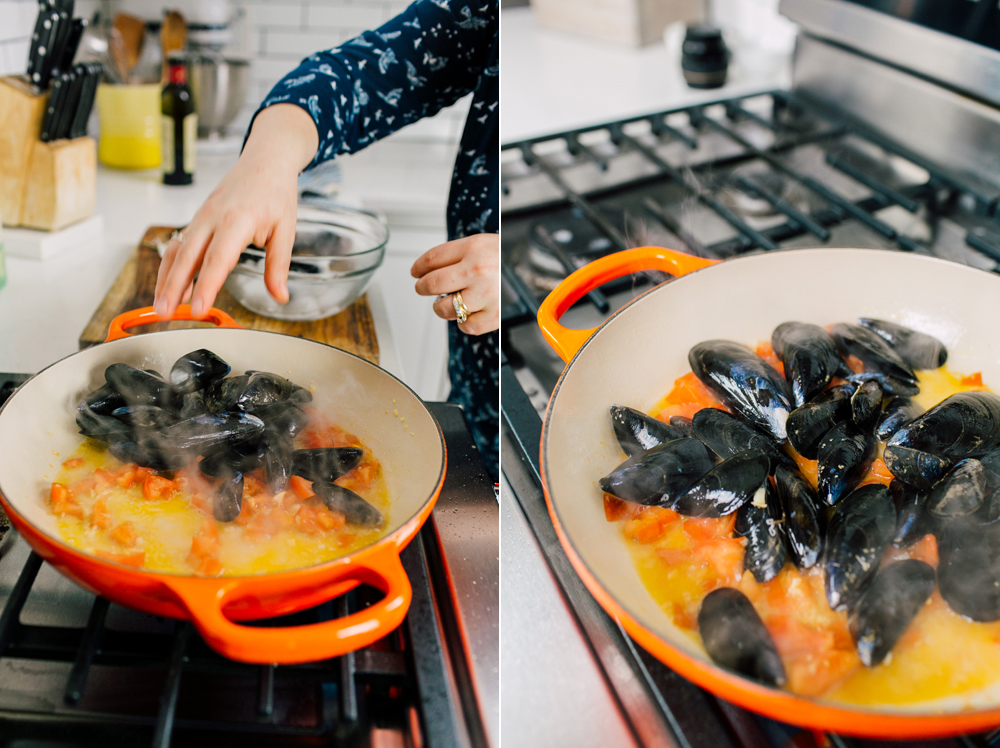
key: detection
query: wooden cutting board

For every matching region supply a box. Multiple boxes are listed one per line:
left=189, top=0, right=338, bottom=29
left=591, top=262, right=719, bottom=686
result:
left=79, top=226, right=380, bottom=364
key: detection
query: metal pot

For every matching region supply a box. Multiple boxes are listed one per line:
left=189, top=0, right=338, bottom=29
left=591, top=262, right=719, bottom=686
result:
left=188, top=55, right=250, bottom=138
left=0, top=306, right=446, bottom=664
left=537, top=246, right=1000, bottom=737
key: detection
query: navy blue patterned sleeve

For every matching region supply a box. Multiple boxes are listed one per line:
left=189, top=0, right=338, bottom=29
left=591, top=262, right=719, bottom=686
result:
left=254, top=0, right=497, bottom=167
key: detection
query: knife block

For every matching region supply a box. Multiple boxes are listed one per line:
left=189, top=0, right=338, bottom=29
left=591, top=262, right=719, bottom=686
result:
left=0, top=76, right=96, bottom=232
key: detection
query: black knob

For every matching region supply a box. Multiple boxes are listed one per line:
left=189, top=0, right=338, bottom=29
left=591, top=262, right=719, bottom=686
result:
left=681, top=24, right=729, bottom=89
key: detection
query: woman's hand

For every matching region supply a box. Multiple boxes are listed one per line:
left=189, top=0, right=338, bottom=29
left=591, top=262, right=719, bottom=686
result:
left=153, top=104, right=319, bottom=319
left=411, top=233, right=499, bottom=336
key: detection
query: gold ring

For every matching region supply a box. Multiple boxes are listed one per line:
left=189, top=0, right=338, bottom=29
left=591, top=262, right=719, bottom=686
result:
left=452, top=291, right=469, bottom=324
left=171, top=230, right=186, bottom=244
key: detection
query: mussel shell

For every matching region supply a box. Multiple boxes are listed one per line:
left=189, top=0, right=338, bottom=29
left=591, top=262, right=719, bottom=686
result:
left=771, top=322, right=842, bottom=408
left=887, top=391, right=1000, bottom=460
left=599, top=438, right=716, bottom=507
left=927, top=458, right=985, bottom=519
left=254, top=401, right=310, bottom=441
left=610, top=405, right=687, bottom=457
left=159, top=412, right=266, bottom=458
left=937, top=517, right=1000, bottom=622
left=785, top=384, right=853, bottom=460
left=829, top=323, right=917, bottom=386
left=735, top=480, right=787, bottom=583
left=816, top=422, right=876, bottom=507
left=313, top=481, right=384, bottom=526
left=875, top=397, right=924, bottom=442
left=111, top=405, right=176, bottom=430
left=262, top=431, right=294, bottom=494
left=108, top=435, right=188, bottom=470
left=83, top=383, right=126, bottom=416
left=976, top=448, right=1000, bottom=524
left=238, top=372, right=297, bottom=411
left=198, top=442, right=266, bottom=478
left=105, top=364, right=170, bottom=406
left=292, top=447, right=366, bottom=484
left=697, top=588, right=787, bottom=687
left=288, top=385, right=314, bottom=405
left=851, top=379, right=883, bottom=432
left=672, top=449, right=769, bottom=518
left=213, top=472, right=244, bottom=522
left=691, top=408, right=793, bottom=473
left=170, top=349, right=231, bottom=394
left=688, top=341, right=793, bottom=441
left=846, top=372, right=919, bottom=398
left=204, top=375, right=250, bottom=413
left=890, top=480, right=933, bottom=548
left=774, top=465, right=823, bottom=569
left=178, top=391, right=209, bottom=420
left=669, top=416, right=696, bottom=438
left=849, top=559, right=936, bottom=667
left=858, top=318, right=947, bottom=370
left=883, top=445, right=952, bottom=490
left=823, top=483, right=896, bottom=611
left=76, top=402, right=131, bottom=441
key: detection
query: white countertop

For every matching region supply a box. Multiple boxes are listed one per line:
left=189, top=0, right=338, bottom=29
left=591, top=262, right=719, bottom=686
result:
left=0, top=138, right=457, bottom=384
left=500, top=6, right=792, bottom=144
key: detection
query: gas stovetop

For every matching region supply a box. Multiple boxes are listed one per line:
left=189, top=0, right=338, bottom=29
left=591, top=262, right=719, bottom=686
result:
left=0, top=376, right=498, bottom=748
left=499, top=86, right=1000, bottom=748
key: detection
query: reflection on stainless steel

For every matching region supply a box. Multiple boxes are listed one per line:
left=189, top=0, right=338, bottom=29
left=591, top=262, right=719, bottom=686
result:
left=780, top=0, right=1000, bottom=109
left=188, top=55, right=251, bottom=137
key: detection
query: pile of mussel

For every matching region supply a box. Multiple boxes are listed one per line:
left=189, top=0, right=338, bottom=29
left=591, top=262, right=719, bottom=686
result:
left=75, top=349, right=383, bottom=527
left=601, top=319, right=1000, bottom=687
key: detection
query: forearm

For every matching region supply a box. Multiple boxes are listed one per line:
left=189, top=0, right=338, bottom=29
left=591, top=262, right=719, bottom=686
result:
left=241, top=103, right=318, bottom=175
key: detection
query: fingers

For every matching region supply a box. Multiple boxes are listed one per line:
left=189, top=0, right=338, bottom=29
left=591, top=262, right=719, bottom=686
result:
left=433, top=294, right=458, bottom=321
left=264, top=218, right=296, bottom=304
left=190, top=222, right=254, bottom=318
left=414, top=264, right=467, bottom=296
left=457, top=309, right=498, bottom=336
left=410, top=238, right=467, bottom=279
left=154, top=224, right=212, bottom=319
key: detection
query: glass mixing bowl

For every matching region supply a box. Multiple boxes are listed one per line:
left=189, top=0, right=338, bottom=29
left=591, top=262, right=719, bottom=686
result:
left=224, top=201, right=389, bottom=321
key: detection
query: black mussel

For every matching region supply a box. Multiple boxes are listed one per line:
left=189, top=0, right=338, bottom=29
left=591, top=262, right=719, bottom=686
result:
left=771, top=322, right=842, bottom=408
left=111, top=405, right=176, bottom=430
left=292, top=447, right=365, bottom=484
left=238, top=371, right=296, bottom=411
left=829, top=324, right=917, bottom=386
left=698, top=588, right=786, bottom=687
left=688, top=341, right=793, bottom=441
left=313, top=481, right=384, bottom=526
left=83, top=383, right=126, bottom=416
left=262, top=431, right=294, bottom=494
left=846, top=371, right=919, bottom=398
left=289, top=385, right=313, bottom=405
left=198, top=441, right=265, bottom=478
left=888, top=391, right=1000, bottom=460
left=927, top=458, right=985, bottom=519
left=976, top=448, right=1000, bottom=524
left=875, top=397, right=924, bottom=442
left=890, top=480, right=933, bottom=548
left=691, top=408, right=793, bottom=473
left=610, top=405, right=687, bottom=457
left=937, top=517, right=1000, bottom=621
left=160, top=412, right=266, bottom=457
left=76, top=402, right=131, bottom=441
left=105, top=363, right=170, bottom=406
left=170, top=349, right=231, bottom=394
left=816, top=422, right=876, bottom=507
left=669, top=416, right=696, bottom=438
left=858, top=318, right=947, bottom=370
left=735, top=480, right=787, bottom=583
left=179, top=391, right=209, bottom=420
left=823, top=484, right=896, bottom=611
left=673, top=450, right=769, bottom=518
left=976, top=488, right=1000, bottom=525
left=851, top=379, right=883, bottom=432
left=774, top=465, right=823, bottom=569
left=883, top=445, right=952, bottom=490
left=108, top=435, right=188, bottom=470
left=786, top=384, right=853, bottom=460
left=599, top=438, right=716, bottom=507
left=254, top=401, right=310, bottom=440
left=849, top=560, right=936, bottom=667
left=213, top=472, right=244, bottom=523
left=204, top=375, right=250, bottom=413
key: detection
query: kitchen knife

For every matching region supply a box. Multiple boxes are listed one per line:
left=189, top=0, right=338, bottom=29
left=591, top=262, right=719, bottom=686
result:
left=39, top=72, right=68, bottom=142
left=53, top=67, right=83, bottom=140
left=27, top=7, right=59, bottom=89
left=56, top=17, right=87, bottom=73
left=25, top=4, right=49, bottom=86
left=68, top=62, right=101, bottom=139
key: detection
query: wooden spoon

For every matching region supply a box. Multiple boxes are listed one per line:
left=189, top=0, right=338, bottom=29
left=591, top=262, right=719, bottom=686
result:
left=160, top=11, right=187, bottom=83
left=112, top=12, right=145, bottom=81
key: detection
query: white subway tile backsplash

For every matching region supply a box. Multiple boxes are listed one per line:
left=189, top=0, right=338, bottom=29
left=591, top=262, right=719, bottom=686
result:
left=243, top=2, right=306, bottom=29
left=304, top=3, right=385, bottom=30
left=0, top=2, right=26, bottom=43
left=264, top=28, right=343, bottom=56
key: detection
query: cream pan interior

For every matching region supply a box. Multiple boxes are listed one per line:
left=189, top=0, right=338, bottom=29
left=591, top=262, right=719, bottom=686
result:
left=542, top=247, right=1000, bottom=713
left=0, top=329, right=444, bottom=573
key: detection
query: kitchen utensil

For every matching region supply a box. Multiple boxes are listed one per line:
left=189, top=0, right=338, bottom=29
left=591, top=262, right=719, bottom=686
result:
left=224, top=203, right=388, bottom=322
left=27, top=9, right=60, bottom=90
left=52, top=66, right=83, bottom=140
left=68, top=62, right=101, bottom=139
left=49, top=7, right=72, bottom=75
left=129, top=24, right=162, bottom=85
left=681, top=23, right=729, bottom=88
left=38, top=73, right=66, bottom=142
left=106, top=27, right=129, bottom=84
left=160, top=11, right=187, bottom=82
left=56, top=17, right=87, bottom=73
left=95, top=82, right=160, bottom=168
left=537, top=245, right=1000, bottom=737
left=0, top=304, right=446, bottom=664
left=112, top=13, right=145, bottom=80
left=187, top=54, right=249, bottom=138
left=25, top=5, right=50, bottom=87
left=80, top=227, right=381, bottom=361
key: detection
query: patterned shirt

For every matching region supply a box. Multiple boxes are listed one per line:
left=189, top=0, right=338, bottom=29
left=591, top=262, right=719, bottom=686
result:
left=254, top=0, right=499, bottom=478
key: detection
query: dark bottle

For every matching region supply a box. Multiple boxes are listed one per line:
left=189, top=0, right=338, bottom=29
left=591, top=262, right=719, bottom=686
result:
left=162, top=56, right=196, bottom=185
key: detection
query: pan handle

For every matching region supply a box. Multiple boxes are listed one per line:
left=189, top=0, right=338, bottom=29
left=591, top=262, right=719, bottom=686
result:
left=105, top=305, right=244, bottom=342
left=165, top=545, right=411, bottom=664
left=537, top=247, right=718, bottom=362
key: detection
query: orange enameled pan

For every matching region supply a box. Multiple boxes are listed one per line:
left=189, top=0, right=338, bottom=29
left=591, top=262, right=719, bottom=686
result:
left=537, top=246, right=1000, bottom=738
left=0, top=306, right=446, bottom=664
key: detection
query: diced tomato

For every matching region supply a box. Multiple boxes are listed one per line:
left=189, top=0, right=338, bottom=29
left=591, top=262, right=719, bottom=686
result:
left=315, top=506, right=347, bottom=532
left=623, top=506, right=680, bottom=544
left=789, top=450, right=819, bottom=490
left=243, top=474, right=267, bottom=498
left=604, top=494, right=644, bottom=522
left=844, top=354, right=865, bottom=374
left=294, top=503, right=321, bottom=534
left=860, top=458, right=893, bottom=487
left=656, top=373, right=727, bottom=423
left=91, top=497, right=110, bottom=529
left=786, top=649, right=862, bottom=698
left=671, top=601, right=698, bottom=630
left=907, top=533, right=939, bottom=568
left=962, top=372, right=984, bottom=387
left=142, top=474, right=177, bottom=500
left=134, top=466, right=153, bottom=480
left=338, top=532, right=358, bottom=548
left=61, top=457, right=85, bottom=470
left=111, top=521, right=138, bottom=548
left=289, top=475, right=314, bottom=500
left=683, top=514, right=736, bottom=541
left=50, top=482, right=84, bottom=518
left=115, top=468, right=137, bottom=488
left=691, top=537, right=746, bottom=584
left=188, top=516, right=221, bottom=575
left=95, top=549, right=146, bottom=567
left=755, top=342, right=784, bottom=376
